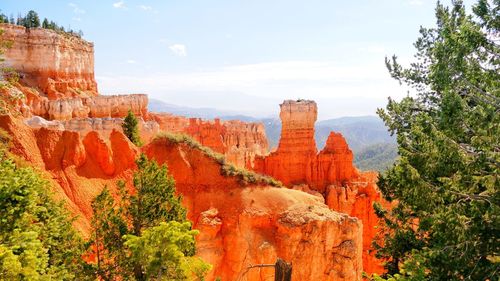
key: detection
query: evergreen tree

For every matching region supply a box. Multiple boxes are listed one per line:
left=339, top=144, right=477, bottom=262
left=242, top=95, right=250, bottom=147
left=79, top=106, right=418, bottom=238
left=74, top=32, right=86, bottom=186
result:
left=16, top=13, right=23, bottom=26
left=0, top=13, right=7, bottom=24
left=42, top=18, right=49, bottom=29
left=122, top=109, right=142, bottom=146
left=373, top=0, right=499, bottom=280
left=89, top=154, right=207, bottom=280
left=24, top=10, right=40, bottom=28
left=0, top=143, right=87, bottom=280
left=91, top=187, right=128, bottom=281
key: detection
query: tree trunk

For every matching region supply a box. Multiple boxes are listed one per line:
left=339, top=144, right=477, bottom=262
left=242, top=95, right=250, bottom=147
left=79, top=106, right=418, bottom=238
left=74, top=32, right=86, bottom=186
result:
left=274, top=258, right=292, bottom=281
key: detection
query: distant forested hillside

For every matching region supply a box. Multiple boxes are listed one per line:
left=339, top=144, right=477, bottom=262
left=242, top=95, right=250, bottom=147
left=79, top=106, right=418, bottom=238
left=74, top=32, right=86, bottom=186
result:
left=354, top=142, right=398, bottom=172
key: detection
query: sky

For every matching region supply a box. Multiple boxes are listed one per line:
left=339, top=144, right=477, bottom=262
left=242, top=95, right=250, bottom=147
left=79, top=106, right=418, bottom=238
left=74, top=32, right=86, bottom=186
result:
left=0, top=0, right=476, bottom=120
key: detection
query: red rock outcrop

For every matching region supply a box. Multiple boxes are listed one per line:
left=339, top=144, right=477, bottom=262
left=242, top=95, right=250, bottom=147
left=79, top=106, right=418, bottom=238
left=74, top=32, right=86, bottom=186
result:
left=325, top=172, right=387, bottom=274
left=253, top=100, right=386, bottom=275
left=0, top=115, right=138, bottom=230
left=0, top=23, right=97, bottom=99
left=1, top=114, right=364, bottom=281
left=144, top=136, right=363, bottom=281
left=254, top=100, right=358, bottom=191
left=23, top=112, right=268, bottom=168
left=150, top=113, right=269, bottom=168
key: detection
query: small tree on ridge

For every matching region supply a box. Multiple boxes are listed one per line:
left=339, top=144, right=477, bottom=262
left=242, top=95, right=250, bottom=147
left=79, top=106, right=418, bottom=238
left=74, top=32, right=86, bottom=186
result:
left=122, top=109, right=142, bottom=146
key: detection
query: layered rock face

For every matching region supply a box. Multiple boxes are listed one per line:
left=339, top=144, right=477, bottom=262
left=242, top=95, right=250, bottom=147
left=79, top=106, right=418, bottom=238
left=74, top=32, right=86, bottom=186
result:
left=253, top=100, right=385, bottom=274
left=0, top=24, right=97, bottom=99
left=256, top=100, right=319, bottom=185
left=0, top=115, right=138, bottom=230
left=24, top=113, right=269, bottom=168
left=27, top=94, right=149, bottom=120
left=1, top=115, right=364, bottom=281
left=150, top=113, right=269, bottom=167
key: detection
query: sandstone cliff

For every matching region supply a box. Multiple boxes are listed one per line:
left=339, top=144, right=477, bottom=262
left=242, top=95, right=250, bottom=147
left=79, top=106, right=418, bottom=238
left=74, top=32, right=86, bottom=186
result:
left=145, top=136, right=363, bottom=281
left=27, top=94, right=149, bottom=120
left=146, top=113, right=269, bottom=168
left=1, top=115, right=363, bottom=281
left=253, top=100, right=386, bottom=274
left=0, top=23, right=97, bottom=99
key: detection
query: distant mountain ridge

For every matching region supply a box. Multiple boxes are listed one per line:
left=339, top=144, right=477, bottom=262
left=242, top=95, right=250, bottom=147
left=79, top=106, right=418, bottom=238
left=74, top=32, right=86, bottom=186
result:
left=149, top=99, right=398, bottom=171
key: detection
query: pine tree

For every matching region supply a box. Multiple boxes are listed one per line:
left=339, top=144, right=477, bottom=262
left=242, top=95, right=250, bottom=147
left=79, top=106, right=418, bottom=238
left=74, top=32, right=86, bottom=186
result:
left=24, top=10, right=40, bottom=28
left=91, top=187, right=128, bottom=281
left=89, top=154, right=208, bottom=280
left=122, top=109, right=142, bottom=146
left=42, top=18, right=49, bottom=29
left=373, top=0, right=499, bottom=280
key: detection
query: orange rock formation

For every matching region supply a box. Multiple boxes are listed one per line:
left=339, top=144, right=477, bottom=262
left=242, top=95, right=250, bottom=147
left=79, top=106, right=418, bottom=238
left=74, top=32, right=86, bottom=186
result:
left=0, top=24, right=97, bottom=99
left=254, top=100, right=358, bottom=192
left=0, top=115, right=364, bottom=281
left=253, top=100, right=385, bottom=274
left=0, top=24, right=387, bottom=279
left=146, top=136, right=364, bottom=281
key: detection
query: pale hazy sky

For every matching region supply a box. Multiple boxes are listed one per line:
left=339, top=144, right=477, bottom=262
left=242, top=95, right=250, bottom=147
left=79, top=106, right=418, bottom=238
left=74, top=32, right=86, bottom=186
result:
left=1, top=0, right=476, bottom=119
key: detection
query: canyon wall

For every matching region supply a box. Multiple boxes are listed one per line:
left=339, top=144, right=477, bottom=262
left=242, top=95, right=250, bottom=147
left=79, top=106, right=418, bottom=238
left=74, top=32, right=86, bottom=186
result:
left=27, top=94, right=149, bottom=120
left=253, top=100, right=385, bottom=274
left=24, top=113, right=269, bottom=168
left=0, top=25, right=268, bottom=168
left=0, top=115, right=364, bottom=281
left=0, top=23, right=97, bottom=99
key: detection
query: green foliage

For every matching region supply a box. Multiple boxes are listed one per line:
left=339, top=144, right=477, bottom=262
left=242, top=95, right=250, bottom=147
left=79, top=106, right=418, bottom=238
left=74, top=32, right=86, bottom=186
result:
left=90, top=154, right=209, bottom=281
left=0, top=151, right=87, bottom=280
left=354, top=143, right=398, bottom=172
left=122, top=109, right=143, bottom=146
left=23, top=10, right=40, bottom=28
left=91, top=187, right=128, bottom=280
left=0, top=28, right=13, bottom=64
left=155, top=132, right=226, bottom=164
left=1, top=10, right=83, bottom=38
left=154, top=132, right=283, bottom=187
left=0, top=12, right=8, bottom=24
left=374, top=0, right=499, bottom=280
left=124, top=221, right=211, bottom=281
left=2, top=67, right=19, bottom=84
left=131, top=154, right=187, bottom=234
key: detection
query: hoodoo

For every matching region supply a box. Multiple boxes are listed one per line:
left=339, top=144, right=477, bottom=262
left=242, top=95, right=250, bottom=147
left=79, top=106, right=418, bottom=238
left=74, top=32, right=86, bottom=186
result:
left=254, top=100, right=359, bottom=191
left=253, top=99, right=387, bottom=274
